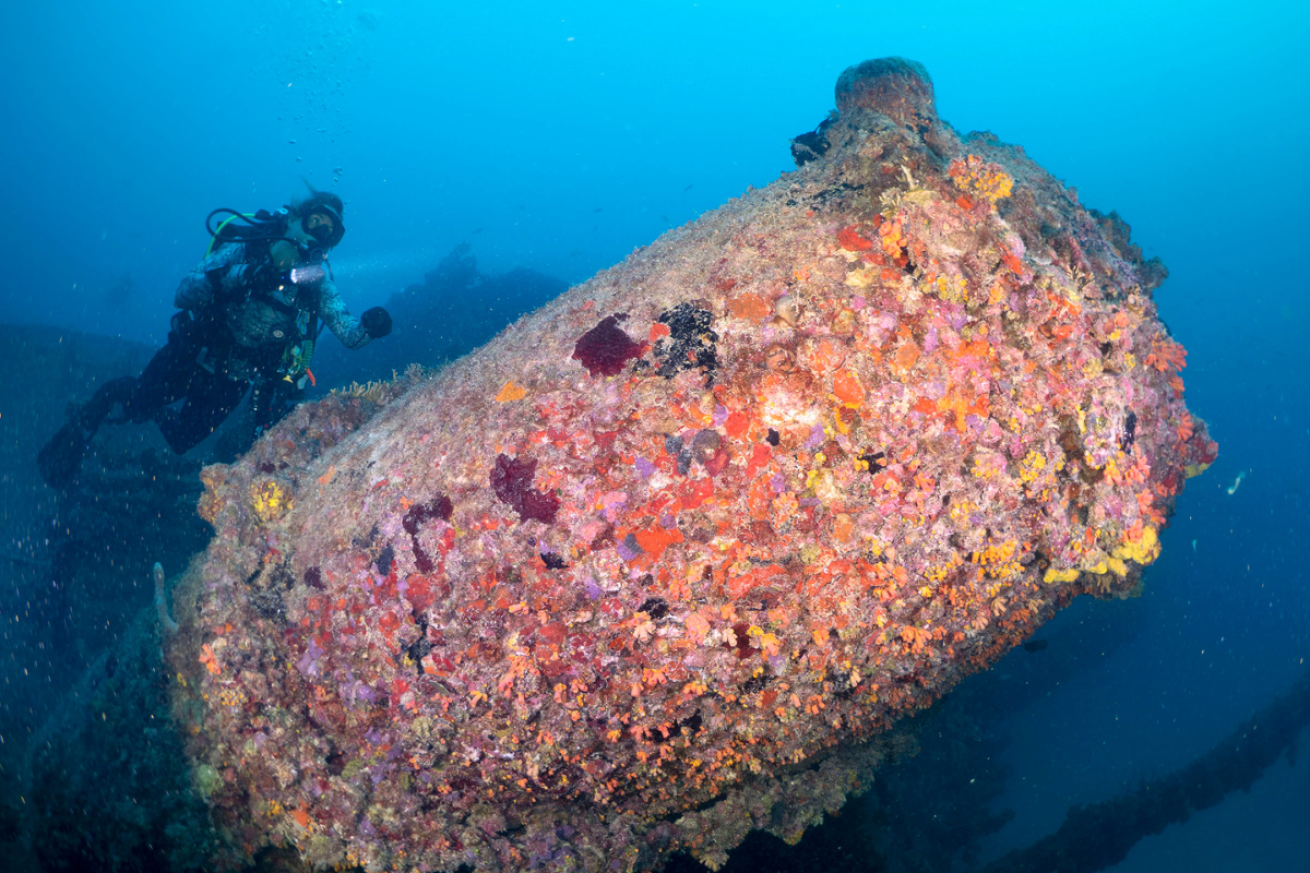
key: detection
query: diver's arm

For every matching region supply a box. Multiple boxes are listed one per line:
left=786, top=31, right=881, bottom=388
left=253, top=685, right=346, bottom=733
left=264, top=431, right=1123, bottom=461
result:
left=174, top=258, right=218, bottom=311
left=174, top=246, right=250, bottom=311
left=316, top=279, right=374, bottom=350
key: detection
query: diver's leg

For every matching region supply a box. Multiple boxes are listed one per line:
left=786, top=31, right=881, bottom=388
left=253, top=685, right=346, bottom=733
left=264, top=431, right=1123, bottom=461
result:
left=37, top=328, right=212, bottom=485
left=37, top=415, right=94, bottom=488
left=79, top=376, right=139, bottom=427
left=76, top=333, right=197, bottom=431
left=154, top=371, right=248, bottom=455
left=123, top=333, right=199, bottom=423
left=36, top=339, right=187, bottom=488
left=37, top=374, right=140, bottom=488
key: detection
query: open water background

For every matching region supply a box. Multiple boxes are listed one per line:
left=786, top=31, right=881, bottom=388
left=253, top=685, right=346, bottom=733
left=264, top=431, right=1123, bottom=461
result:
left=2, top=1, right=1308, bottom=870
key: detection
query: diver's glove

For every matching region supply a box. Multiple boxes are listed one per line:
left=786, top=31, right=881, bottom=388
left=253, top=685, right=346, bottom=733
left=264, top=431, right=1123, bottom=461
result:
left=361, top=307, right=392, bottom=339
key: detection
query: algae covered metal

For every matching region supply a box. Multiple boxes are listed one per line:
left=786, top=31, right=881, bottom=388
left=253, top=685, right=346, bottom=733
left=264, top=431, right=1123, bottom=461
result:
left=168, top=57, right=1216, bottom=872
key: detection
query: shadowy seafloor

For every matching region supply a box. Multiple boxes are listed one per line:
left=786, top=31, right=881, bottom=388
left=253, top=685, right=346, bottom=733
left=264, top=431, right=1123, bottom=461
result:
left=0, top=324, right=212, bottom=735
left=0, top=325, right=218, bottom=871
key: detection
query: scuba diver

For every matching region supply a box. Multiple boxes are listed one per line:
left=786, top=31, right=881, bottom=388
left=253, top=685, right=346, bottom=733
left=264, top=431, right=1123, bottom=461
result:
left=38, top=188, right=392, bottom=489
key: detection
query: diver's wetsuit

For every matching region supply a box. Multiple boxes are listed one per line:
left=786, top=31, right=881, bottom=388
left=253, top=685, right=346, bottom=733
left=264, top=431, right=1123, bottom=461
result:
left=173, top=242, right=373, bottom=377
left=39, top=241, right=375, bottom=486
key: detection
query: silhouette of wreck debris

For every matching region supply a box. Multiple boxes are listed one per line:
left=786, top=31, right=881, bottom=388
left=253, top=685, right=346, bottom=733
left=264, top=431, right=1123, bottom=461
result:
left=982, top=668, right=1310, bottom=873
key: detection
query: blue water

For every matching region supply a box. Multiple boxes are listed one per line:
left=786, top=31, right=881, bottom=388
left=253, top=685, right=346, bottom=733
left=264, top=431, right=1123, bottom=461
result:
left=2, top=1, right=1308, bottom=870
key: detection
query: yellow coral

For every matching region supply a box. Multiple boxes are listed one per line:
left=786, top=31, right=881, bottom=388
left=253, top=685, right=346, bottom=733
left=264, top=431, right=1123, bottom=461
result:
left=251, top=478, right=294, bottom=523
left=1112, top=525, right=1160, bottom=567
left=1043, top=567, right=1080, bottom=584
left=928, top=273, right=969, bottom=303
left=1078, top=527, right=1160, bottom=579
left=925, top=552, right=964, bottom=582
left=218, top=686, right=246, bottom=708
left=971, top=538, right=1022, bottom=579
left=970, top=452, right=1005, bottom=480
left=1018, top=450, right=1046, bottom=483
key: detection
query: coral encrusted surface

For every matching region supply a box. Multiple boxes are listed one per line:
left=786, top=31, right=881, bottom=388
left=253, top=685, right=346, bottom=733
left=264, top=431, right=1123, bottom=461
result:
left=167, top=57, right=1217, bottom=872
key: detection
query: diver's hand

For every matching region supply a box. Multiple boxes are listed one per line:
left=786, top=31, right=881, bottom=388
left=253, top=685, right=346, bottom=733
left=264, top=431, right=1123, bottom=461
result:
left=361, top=307, right=392, bottom=339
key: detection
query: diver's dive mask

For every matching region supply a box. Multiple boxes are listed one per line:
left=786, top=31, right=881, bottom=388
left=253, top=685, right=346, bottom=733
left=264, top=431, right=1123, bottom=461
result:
left=304, top=208, right=344, bottom=248
left=289, top=205, right=343, bottom=282
left=294, top=210, right=342, bottom=267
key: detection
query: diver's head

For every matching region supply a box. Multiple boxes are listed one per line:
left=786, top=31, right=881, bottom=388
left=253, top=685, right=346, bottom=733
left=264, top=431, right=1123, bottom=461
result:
left=269, top=189, right=345, bottom=271
left=292, top=191, right=345, bottom=254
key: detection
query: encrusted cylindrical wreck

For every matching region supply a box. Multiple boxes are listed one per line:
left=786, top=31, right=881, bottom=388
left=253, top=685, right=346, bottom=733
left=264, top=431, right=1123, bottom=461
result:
left=168, top=57, right=1217, bottom=872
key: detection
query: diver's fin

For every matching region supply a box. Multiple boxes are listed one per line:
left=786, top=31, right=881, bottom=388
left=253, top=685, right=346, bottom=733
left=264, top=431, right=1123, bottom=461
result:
left=38, top=377, right=139, bottom=488
left=37, top=415, right=92, bottom=489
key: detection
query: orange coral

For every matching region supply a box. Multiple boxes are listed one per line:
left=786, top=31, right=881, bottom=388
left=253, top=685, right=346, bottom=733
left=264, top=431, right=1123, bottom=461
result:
left=726, top=292, right=772, bottom=323
left=199, top=642, right=222, bottom=675
left=832, top=369, right=865, bottom=408
left=1146, top=334, right=1188, bottom=372
left=495, top=380, right=528, bottom=402
left=837, top=225, right=875, bottom=251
